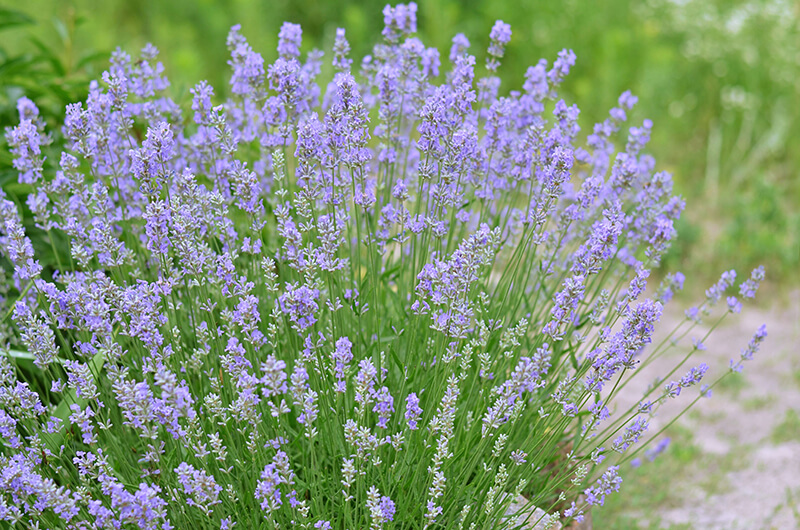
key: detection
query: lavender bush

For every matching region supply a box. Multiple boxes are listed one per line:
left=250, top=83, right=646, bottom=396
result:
left=0, top=3, right=768, bottom=528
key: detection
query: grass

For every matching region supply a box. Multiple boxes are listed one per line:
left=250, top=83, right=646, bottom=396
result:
left=741, top=394, right=777, bottom=412
left=594, top=425, right=699, bottom=529
left=791, top=366, right=800, bottom=390
left=787, top=488, right=800, bottom=525
left=596, top=422, right=756, bottom=529
left=771, top=409, right=800, bottom=445
left=714, top=371, right=748, bottom=398
left=764, top=488, right=800, bottom=528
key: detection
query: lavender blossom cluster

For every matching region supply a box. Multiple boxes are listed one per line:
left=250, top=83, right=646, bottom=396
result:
left=0, top=3, right=767, bottom=529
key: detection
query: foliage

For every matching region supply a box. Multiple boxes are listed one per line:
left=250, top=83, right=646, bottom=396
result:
left=4, top=0, right=800, bottom=284
left=0, top=3, right=770, bottom=529
left=0, top=8, right=104, bottom=182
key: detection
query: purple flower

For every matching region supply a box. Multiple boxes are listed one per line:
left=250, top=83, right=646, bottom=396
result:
left=449, top=33, right=470, bottom=62
left=405, top=392, right=423, bottom=430
left=543, top=275, right=585, bottom=340
left=373, top=386, right=395, bottom=428
left=592, top=300, right=663, bottom=385
left=726, top=296, right=742, bottom=313
left=584, top=466, right=622, bottom=506
left=143, top=199, right=172, bottom=254
left=705, top=269, right=737, bottom=305
left=333, top=28, right=352, bottom=71
left=5, top=119, right=44, bottom=184
left=379, top=495, right=396, bottom=521
left=174, top=462, right=222, bottom=513
left=101, top=478, right=170, bottom=529
left=548, top=48, right=576, bottom=86
left=730, top=324, right=767, bottom=372
left=487, top=21, right=512, bottom=71
left=489, top=20, right=512, bottom=45
left=326, top=72, right=372, bottom=169
left=656, top=271, right=685, bottom=303
left=64, top=360, right=99, bottom=400
left=367, top=485, right=396, bottom=525
left=227, top=25, right=265, bottom=97
left=572, top=202, right=624, bottom=276
left=278, top=283, right=320, bottom=331
left=13, top=300, right=56, bottom=367
left=613, top=416, right=649, bottom=453
left=0, top=200, right=42, bottom=281
left=16, top=96, right=39, bottom=121
left=332, top=337, right=353, bottom=392
left=255, top=451, right=295, bottom=514
left=619, top=90, right=638, bottom=110
left=190, top=80, right=215, bottom=124
left=382, top=2, right=418, bottom=43
left=666, top=363, right=709, bottom=397
left=278, top=22, right=302, bottom=59
left=131, top=121, right=174, bottom=196
left=355, top=358, right=377, bottom=407
left=261, top=355, right=288, bottom=397
left=645, top=437, right=671, bottom=461
left=415, top=224, right=500, bottom=338
left=0, top=454, right=80, bottom=522
left=739, top=265, right=765, bottom=299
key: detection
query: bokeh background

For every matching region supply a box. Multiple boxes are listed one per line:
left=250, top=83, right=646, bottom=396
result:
left=2, top=0, right=799, bottom=290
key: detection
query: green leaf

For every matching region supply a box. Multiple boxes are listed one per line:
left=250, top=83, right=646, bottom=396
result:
left=76, top=50, right=109, bottom=70
left=52, top=17, right=69, bottom=46
left=1, top=348, right=67, bottom=366
left=1, top=348, right=36, bottom=362
left=0, top=281, right=34, bottom=324
left=0, top=8, right=35, bottom=32
left=386, top=345, right=404, bottom=373
left=27, top=36, right=65, bottom=76
left=0, top=54, right=35, bottom=77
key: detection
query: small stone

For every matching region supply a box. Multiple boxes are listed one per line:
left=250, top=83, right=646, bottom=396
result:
left=503, top=495, right=563, bottom=529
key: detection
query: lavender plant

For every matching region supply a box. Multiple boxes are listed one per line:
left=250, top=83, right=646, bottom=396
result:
left=0, top=3, right=768, bottom=529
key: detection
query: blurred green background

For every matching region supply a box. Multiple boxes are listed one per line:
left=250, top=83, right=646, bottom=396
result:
left=1, top=0, right=798, bottom=289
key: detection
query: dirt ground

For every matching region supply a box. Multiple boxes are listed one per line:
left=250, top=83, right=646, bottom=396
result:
left=622, top=289, right=800, bottom=529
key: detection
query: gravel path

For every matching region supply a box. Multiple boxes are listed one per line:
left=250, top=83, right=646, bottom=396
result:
left=621, top=289, right=800, bottom=529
